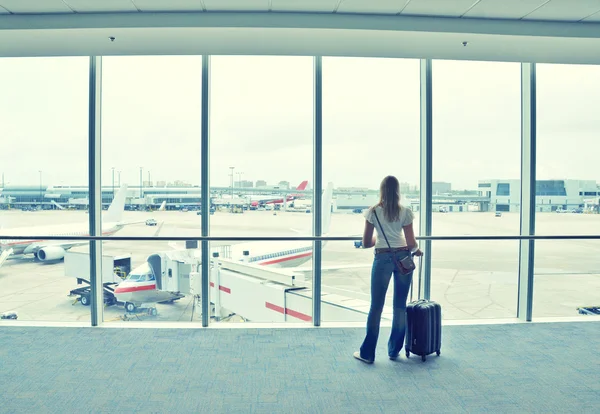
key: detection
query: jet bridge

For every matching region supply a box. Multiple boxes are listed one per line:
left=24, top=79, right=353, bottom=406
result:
left=113, top=243, right=388, bottom=323
left=202, top=257, right=387, bottom=323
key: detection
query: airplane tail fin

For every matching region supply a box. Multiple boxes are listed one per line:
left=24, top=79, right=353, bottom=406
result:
left=104, top=185, right=128, bottom=223
left=158, top=201, right=166, bottom=211
left=296, top=180, right=308, bottom=191
left=322, top=182, right=333, bottom=235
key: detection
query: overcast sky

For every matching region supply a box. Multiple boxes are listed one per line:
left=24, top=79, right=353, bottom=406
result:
left=1, top=56, right=599, bottom=191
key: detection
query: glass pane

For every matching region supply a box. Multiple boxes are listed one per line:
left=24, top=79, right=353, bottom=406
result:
left=100, top=56, right=203, bottom=323
left=209, top=56, right=313, bottom=236
left=534, top=240, right=600, bottom=318
left=431, top=241, right=519, bottom=319
left=537, top=64, right=600, bottom=225
left=208, top=56, right=314, bottom=324
left=209, top=241, right=312, bottom=323
left=432, top=60, right=521, bottom=232
left=320, top=240, right=519, bottom=322
left=0, top=57, right=89, bottom=323
left=102, top=55, right=202, bottom=233
left=320, top=241, right=376, bottom=323
left=534, top=64, right=600, bottom=318
left=84, top=241, right=201, bottom=323
left=323, top=57, right=421, bottom=219
left=321, top=57, right=421, bottom=321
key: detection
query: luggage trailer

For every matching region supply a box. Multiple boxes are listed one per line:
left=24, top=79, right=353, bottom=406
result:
left=69, top=277, right=120, bottom=307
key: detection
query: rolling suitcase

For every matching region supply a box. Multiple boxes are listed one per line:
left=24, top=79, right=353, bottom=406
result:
left=405, top=255, right=442, bottom=362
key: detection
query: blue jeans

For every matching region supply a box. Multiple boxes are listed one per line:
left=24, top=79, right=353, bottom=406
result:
left=359, top=251, right=413, bottom=361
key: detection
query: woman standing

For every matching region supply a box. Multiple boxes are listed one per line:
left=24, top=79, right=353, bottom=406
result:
left=354, top=176, right=422, bottom=364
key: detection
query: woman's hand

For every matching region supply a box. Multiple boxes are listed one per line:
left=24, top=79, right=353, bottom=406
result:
left=413, top=249, right=423, bottom=257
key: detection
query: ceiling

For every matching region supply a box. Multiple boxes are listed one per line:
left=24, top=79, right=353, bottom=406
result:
left=1, top=1, right=600, bottom=63
left=1, top=0, right=600, bottom=22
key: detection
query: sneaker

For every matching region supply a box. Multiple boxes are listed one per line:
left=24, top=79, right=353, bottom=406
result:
left=353, top=351, right=373, bottom=364
left=389, top=354, right=399, bottom=361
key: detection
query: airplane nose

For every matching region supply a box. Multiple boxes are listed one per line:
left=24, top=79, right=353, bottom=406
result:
left=114, top=284, right=128, bottom=294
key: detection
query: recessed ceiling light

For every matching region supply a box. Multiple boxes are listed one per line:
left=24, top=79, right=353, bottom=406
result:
left=109, top=36, right=116, bottom=42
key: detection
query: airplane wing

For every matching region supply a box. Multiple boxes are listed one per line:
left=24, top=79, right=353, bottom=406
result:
left=31, top=241, right=89, bottom=252
left=0, top=248, right=14, bottom=270
left=153, top=221, right=165, bottom=237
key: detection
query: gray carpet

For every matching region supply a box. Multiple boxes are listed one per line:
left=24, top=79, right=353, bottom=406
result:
left=0, top=322, right=598, bottom=413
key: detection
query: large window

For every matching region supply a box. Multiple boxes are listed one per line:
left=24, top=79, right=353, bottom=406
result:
left=322, top=57, right=420, bottom=322
left=431, top=60, right=521, bottom=319
left=0, top=57, right=89, bottom=322
left=208, top=56, right=314, bottom=323
left=534, top=64, right=600, bottom=318
left=4, top=55, right=598, bottom=326
left=101, top=56, right=203, bottom=323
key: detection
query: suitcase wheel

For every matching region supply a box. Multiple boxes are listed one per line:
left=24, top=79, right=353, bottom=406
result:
left=421, top=355, right=426, bottom=362
left=436, top=350, right=440, bottom=356
left=405, top=350, right=410, bottom=358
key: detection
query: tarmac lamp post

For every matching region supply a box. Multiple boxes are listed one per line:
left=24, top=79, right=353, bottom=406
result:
left=147, top=170, right=152, bottom=211
left=139, top=166, right=143, bottom=200
left=236, top=171, right=245, bottom=209
left=38, top=170, right=42, bottom=208
left=229, top=166, right=235, bottom=212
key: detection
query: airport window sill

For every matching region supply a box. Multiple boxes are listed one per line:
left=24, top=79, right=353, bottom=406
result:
left=2, top=317, right=598, bottom=330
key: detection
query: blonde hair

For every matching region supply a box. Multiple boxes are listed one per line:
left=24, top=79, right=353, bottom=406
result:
left=376, top=175, right=401, bottom=222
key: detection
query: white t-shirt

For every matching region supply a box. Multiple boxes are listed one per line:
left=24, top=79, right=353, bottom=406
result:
left=363, top=204, right=414, bottom=249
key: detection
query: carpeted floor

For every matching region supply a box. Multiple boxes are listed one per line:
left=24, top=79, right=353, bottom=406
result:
left=0, top=322, right=598, bottom=413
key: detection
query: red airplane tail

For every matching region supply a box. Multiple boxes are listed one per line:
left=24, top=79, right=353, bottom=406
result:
left=295, top=180, right=308, bottom=191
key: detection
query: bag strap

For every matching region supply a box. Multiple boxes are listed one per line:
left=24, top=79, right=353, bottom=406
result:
left=372, top=209, right=391, bottom=249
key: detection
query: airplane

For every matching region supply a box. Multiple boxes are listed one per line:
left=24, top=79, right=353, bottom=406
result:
left=0, top=185, right=133, bottom=269
left=249, top=180, right=308, bottom=208
left=112, top=182, right=334, bottom=310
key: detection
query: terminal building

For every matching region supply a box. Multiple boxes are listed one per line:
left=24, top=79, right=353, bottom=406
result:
left=479, top=179, right=599, bottom=213
left=0, top=184, right=312, bottom=210
left=4, top=179, right=599, bottom=213
left=0, top=185, right=204, bottom=210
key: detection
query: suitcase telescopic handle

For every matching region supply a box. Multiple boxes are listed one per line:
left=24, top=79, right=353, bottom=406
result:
left=409, top=253, right=423, bottom=302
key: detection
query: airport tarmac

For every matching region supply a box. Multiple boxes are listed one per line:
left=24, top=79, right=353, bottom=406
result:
left=0, top=208, right=599, bottom=324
